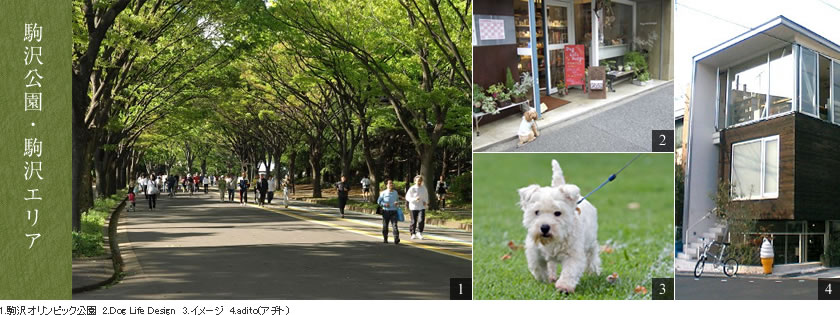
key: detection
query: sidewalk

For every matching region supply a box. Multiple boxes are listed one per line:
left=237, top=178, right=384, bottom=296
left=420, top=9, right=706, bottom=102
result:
left=473, top=79, right=671, bottom=151
left=675, top=256, right=840, bottom=280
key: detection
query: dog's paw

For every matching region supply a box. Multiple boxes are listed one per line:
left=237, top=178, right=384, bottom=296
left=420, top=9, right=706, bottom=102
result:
left=549, top=275, right=558, bottom=283
left=554, top=280, right=576, bottom=294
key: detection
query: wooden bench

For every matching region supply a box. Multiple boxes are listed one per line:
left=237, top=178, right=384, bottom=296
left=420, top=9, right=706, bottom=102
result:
left=606, top=70, right=634, bottom=92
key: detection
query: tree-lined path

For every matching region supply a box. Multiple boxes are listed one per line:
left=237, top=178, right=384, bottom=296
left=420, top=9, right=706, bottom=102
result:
left=76, top=191, right=471, bottom=299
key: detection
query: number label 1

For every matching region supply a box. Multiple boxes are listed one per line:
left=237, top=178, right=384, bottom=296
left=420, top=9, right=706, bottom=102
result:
left=819, top=279, right=840, bottom=300
left=449, top=278, right=471, bottom=300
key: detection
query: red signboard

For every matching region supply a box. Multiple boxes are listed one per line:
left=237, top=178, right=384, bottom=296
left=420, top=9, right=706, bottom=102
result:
left=564, top=45, right=585, bottom=86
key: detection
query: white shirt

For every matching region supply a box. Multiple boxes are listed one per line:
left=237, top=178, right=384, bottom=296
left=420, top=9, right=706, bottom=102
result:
left=405, top=184, right=429, bottom=210
left=267, top=178, right=276, bottom=192
left=137, top=177, right=146, bottom=186
left=360, top=178, right=371, bottom=187
left=518, top=117, right=534, bottom=137
left=203, top=177, right=210, bottom=184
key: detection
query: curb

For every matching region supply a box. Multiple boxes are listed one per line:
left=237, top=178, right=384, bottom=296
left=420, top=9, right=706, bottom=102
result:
left=72, top=197, right=127, bottom=294
left=473, top=81, right=674, bottom=151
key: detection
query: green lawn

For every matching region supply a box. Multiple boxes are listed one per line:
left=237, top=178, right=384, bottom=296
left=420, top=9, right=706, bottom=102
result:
left=473, top=153, right=674, bottom=300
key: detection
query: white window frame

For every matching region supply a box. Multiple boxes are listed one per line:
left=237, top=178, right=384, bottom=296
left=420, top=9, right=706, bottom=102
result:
left=799, top=46, right=819, bottom=118
left=731, top=135, right=780, bottom=200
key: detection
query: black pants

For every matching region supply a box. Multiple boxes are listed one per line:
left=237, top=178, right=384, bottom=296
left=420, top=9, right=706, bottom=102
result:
left=240, top=190, right=248, bottom=203
left=228, top=189, right=235, bottom=201
left=410, top=209, right=425, bottom=235
left=204, top=184, right=209, bottom=193
left=382, top=210, right=400, bottom=242
left=259, top=190, right=267, bottom=205
left=148, top=194, right=157, bottom=209
left=338, top=196, right=348, bottom=215
left=267, top=191, right=274, bottom=203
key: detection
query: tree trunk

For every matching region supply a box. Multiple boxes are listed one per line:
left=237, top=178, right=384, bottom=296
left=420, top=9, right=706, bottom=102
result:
left=289, top=150, right=297, bottom=194
left=360, top=127, right=380, bottom=201
left=201, top=158, right=207, bottom=175
left=71, top=121, right=94, bottom=232
left=94, top=147, right=107, bottom=198
left=419, top=144, right=438, bottom=210
left=309, top=148, right=322, bottom=198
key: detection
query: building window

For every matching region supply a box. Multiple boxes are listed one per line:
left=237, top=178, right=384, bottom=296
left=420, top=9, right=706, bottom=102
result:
left=768, top=46, right=794, bottom=117
left=799, top=47, right=818, bottom=116
left=731, top=135, right=779, bottom=199
left=727, top=55, right=769, bottom=126
left=601, top=1, right=633, bottom=47
left=819, top=55, right=831, bottom=120
left=834, top=61, right=840, bottom=124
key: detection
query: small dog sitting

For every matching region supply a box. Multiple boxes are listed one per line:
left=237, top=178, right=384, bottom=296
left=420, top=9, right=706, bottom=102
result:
left=517, top=108, right=540, bottom=147
left=517, top=160, right=601, bottom=293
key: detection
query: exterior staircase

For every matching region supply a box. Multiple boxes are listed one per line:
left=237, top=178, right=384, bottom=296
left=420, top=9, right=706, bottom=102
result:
left=677, top=223, right=727, bottom=260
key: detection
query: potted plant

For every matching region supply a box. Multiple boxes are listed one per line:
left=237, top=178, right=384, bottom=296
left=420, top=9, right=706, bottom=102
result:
left=480, top=92, right=498, bottom=114
left=473, top=85, right=487, bottom=113
left=556, top=80, right=568, bottom=96
left=487, top=83, right=510, bottom=107
left=632, top=70, right=651, bottom=86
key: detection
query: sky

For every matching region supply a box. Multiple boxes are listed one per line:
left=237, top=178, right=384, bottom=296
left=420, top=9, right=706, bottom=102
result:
left=674, top=0, right=840, bottom=111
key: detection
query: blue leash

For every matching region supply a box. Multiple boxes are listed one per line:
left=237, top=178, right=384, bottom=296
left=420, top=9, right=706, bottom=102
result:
left=577, top=153, right=642, bottom=204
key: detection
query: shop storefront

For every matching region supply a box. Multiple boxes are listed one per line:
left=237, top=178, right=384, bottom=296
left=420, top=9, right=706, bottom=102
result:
left=474, top=0, right=672, bottom=114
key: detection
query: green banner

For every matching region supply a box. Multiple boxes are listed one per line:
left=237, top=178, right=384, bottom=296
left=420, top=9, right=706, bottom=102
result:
left=0, top=0, right=71, bottom=299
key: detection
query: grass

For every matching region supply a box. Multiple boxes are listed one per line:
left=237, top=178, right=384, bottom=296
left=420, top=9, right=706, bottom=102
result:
left=473, top=153, right=674, bottom=300
left=72, top=191, right=125, bottom=258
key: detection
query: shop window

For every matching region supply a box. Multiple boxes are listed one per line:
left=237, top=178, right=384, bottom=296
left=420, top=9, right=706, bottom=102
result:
left=727, top=55, right=768, bottom=127
left=601, top=1, right=632, bottom=47
left=799, top=47, right=818, bottom=116
left=768, top=47, right=794, bottom=117
left=731, top=136, right=779, bottom=199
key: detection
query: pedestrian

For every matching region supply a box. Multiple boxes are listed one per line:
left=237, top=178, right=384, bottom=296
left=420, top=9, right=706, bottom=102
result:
left=378, top=179, right=400, bottom=244
left=406, top=175, right=429, bottom=240
left=218, top=174, right=227, bottom=202
left=436, top=175, right=448, bottom=210
left=360, top=176, right=372, bottom=202
left=128, top=182, right=137, bottom=212
left=226, top=174, right=235, bottom=202
left=167, top=174, right=176, bottom=197
left=335, top=175, right=350, bottom=218
left=146, top=178, right=159, bottom=210
left=238, top=172, right=249, bottom=205
left=282, top=175, right=290, bottom=208
left=201, top=174, right=209, bottom=194
left=186, top=173, right=194, bottom=195
left=180, top=175, right=187, bottom=193
left=267, top=175, right=276, bottom=204
left=210, top=174, right=216, bottom=186
left=138, top=174, right=148, bottom=199
left=258, top=173, right=268, bottom=206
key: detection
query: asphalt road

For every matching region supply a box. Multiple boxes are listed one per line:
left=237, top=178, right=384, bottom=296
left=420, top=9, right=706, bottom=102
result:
left=74, top=191, right=472, bottom=300
left=483, top=81, right=674, bottom=152
left=675, top=275, right=817, bottom=300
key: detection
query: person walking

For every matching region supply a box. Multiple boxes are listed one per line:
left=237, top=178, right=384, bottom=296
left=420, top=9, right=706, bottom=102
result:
left=406, top=175, right=429, bottom=240
left=167, top=174, right=176, bottom=197
left=238, top=172, right=249, bottom=205
left=193, top=173, right=200, bottom=194
left=436, top=175, right=448, bottom=210
left=335, top=175, right=350, bottom=218
left=377, top=180, right=401, bottom=244
left=282, top=175, right=290, bottom=208
left=138, top=174, right=148, bottom=199
left=180, top=175, right=187, bottom=193
left=360, top=176, right=372, bottom=202
left=257, top=173, right=268, bottom=206
left=267, top=175, right=276, bottom=204
left=146, top=178, right=159, bottom=210
left=202, top=174, right=210, bottom=194
left=218, top=174, right=227, bottom=202
left=226, top=174, right=235, bottom=202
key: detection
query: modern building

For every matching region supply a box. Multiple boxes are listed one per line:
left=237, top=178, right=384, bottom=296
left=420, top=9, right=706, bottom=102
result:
left=682, top=16, right=840, bottom=264
left=473, top=0, right=673, bottom=120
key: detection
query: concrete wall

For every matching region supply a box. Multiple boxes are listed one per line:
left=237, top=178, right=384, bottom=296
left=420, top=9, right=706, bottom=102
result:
left=683, top=61, right=720, bottom=244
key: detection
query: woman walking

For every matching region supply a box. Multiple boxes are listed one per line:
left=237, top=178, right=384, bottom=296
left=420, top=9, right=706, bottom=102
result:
left=377, top=179, right=401, bottom=244
left=267, top=175, right=276, bottom=204
left=218, top=174, right=227, bottom=202
left=282, top=175, right=290, bottom=208
left=146, top=177, right=159, bottom=210
left=406, top=175, right=429, bottom=240
left=238, top=172, right=249, bottom=205
left=436, top=175, right=448, bottom=210
left=226, top=174, right=235, bottom=202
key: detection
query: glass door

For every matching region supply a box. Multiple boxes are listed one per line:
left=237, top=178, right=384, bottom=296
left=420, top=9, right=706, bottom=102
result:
left=545, top=0, right=573, bottom=94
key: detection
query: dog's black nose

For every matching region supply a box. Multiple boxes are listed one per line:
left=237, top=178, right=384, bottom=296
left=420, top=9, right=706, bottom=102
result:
left=540, top=224, right=550, bottom=234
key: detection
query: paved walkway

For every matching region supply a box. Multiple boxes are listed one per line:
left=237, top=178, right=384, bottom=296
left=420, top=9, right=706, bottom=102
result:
left=475, top=80, right=673, bottom=152
left=73, top=191, right=471, bottom=300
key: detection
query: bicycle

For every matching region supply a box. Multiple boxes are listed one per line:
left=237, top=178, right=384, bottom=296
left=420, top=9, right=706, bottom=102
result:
left=694, top=237, right=739, bottom=278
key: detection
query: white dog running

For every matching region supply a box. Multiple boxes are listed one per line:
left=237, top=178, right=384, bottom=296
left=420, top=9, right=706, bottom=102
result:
left=517, top=160, right=601, bottom=294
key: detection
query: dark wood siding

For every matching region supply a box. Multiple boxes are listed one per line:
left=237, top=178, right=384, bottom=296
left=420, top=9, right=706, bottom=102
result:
left=474, top=0, right=514, bottom=16
left=794, top=114, right=840, bottom=220
left=720, top=114, right=795, bottom=220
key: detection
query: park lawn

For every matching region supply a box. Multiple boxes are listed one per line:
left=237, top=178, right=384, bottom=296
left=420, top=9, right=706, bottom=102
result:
left=473, top=153, right=674, bottom=300
left=72, top=191, right=126, bottom=257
